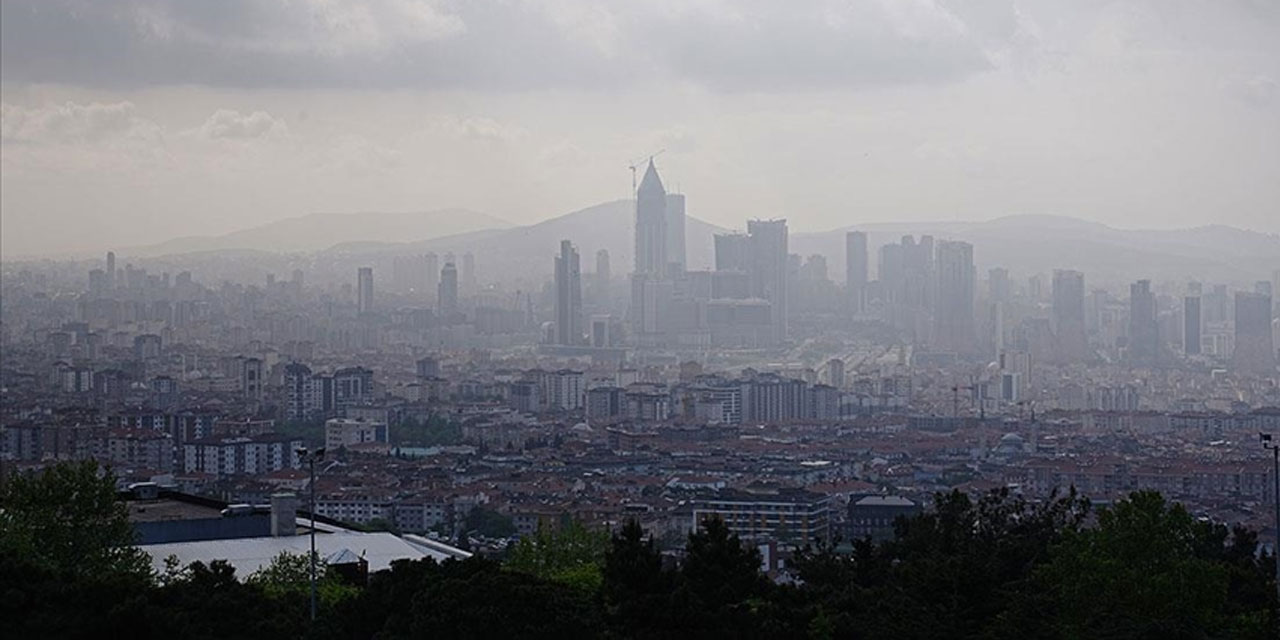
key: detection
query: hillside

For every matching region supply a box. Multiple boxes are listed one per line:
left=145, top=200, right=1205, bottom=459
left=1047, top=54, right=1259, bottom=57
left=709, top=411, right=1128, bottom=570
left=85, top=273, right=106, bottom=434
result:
left=791, top=215, right=1280, bottom=285
left=126, top=209, right=511, bottom=256
left=326, top=200, right=729, bottom=280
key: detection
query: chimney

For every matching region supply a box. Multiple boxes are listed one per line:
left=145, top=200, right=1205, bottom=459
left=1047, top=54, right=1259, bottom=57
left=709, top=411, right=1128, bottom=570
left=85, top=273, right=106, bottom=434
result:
left=270, top=492, right=298, bottom=537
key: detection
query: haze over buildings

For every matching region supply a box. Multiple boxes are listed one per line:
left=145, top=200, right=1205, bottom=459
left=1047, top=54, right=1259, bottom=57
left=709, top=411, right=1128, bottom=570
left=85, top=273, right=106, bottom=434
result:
left=2, top=1, right=1279, bottom=257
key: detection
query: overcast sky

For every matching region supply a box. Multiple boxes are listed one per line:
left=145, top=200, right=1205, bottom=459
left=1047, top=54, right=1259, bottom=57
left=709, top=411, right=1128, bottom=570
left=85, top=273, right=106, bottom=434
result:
left=2, top=0, right=1277, bottom=257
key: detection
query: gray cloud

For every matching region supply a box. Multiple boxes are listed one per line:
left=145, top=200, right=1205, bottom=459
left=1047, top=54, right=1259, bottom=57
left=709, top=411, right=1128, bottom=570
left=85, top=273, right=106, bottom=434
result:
left=0, top=101, right=160, bottom=143
left=1, top=0, right=997, bottom=91
left=189, top=109, right=288, bottom=140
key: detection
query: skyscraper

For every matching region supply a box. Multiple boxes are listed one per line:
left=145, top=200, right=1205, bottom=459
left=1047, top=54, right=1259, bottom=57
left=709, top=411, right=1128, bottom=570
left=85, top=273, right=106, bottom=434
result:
left=1183, top=282, right=1202, bottom=355
left=715, top=233, right=750, bottom=272
left=438, top=262, right=459, bottom=318
left=1232, top=291, right=1275, bottom=374
left=356, top=267, right=374, bottom=314
left=425, top=253, right=440, bottom=301
left=748, top=219, right=789, bottom=343
left=634, top=160, right=667, bottom=276
left=845, top=231, right=868, bottom=314
left=1183, top=295, right=1202, bottom=355
left=665, top=193, right=686, bottom=273
left=596, top=249, right=611, bottom=287
left=1051, top=269, right=1087, bottom=363
left=554, top=240, right=583, bottom=345
left=1127, top=279, right=1158, bottom=365
left=988, top=267, right=1010, bottom=304
left=106, top=251, right=116, bottom=290
left=933, top=240, right=976, bottom=354
left=462, top=252, right=476, bottom=293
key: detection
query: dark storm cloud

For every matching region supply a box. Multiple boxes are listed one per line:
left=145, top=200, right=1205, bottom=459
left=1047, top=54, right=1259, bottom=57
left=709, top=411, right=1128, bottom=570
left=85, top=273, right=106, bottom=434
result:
left=0, top=0, right=994, bottom=91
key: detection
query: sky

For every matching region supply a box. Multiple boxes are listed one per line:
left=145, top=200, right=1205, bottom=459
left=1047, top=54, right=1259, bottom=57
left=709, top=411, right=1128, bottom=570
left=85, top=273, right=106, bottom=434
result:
left=2, top=0, right=1278, bottom=257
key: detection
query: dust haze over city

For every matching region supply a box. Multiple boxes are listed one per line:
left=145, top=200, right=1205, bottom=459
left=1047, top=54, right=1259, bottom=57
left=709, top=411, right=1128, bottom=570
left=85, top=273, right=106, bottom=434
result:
left=2, top=1, right=1280, bottom=638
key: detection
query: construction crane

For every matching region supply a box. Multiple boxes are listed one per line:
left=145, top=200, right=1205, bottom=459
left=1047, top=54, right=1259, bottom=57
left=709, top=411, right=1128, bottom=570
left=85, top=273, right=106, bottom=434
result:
left=951, top=374, right=986, bottom=419
left=627, top=149, right=666, bottom=196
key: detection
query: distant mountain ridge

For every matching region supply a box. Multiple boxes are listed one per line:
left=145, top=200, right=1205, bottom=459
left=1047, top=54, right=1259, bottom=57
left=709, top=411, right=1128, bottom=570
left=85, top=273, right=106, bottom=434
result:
left=791, top=215, right=1280, bottom=285
left=126, top=209, right=511, bottom=256
left=132, top=205, right=1277, bottom=288
left=324, top=199, right=728, bottom=276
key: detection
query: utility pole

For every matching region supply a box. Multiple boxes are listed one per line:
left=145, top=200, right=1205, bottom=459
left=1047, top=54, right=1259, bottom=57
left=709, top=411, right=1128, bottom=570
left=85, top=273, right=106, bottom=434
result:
left=297, top=446, right=326, bottom=621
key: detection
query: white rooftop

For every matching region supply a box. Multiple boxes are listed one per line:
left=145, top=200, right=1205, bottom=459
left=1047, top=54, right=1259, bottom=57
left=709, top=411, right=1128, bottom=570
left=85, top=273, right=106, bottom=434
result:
left=141, top=529, right=469, bottom=577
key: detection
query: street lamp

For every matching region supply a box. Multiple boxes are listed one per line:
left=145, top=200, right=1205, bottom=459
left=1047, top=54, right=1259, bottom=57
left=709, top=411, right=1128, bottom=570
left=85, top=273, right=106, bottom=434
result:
left=297, top=446, right=326, bottom=621
left=1261, top=433, right=1279, bottom=606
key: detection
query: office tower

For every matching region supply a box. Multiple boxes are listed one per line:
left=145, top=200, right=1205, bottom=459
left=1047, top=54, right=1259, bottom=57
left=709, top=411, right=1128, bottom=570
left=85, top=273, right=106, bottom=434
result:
left=425, top=253, right=440, bottom=300
left=634, top=160, right=668, bottom=275
left=1051, top=270, right=1087, bottom=363
left=554, top=240, right=583, bottom=345
left=591, top=315, right=613, bottom=348
left=665, top=193, right=686, bottom=272
left=88, top=269, right=107, bottom=296
left=438, top=262, right=459, bottom=317
left=748, top=219, right=789, bottom=343
left=879, top=243, right=905, bottom=304
left=845, top=231, right=868, bottom=314
left=462, top=252, right=476, bottom=293
left=933, top=240, right=976, bottom=354
left=629, top=160, right=671, bottom=340
left=988, top=267, right=1009, bottom=303
left=1233, top=292, right=1275, bottom=374
left=356, top=267, right=374, bottom=314
left=825, top=358, right=845, bottom=389
left=715, top=233, right=750, bottom=272
left=106, top=251, right=116, bottom=289
left=1183, top=294, right=1202, bottom=355
left=1256, top=280, right=1274, bottom=297
left=1027, top=274, right=1044, bottom=301
left=596, top=249, right=611, bottom=287
left=290, top=269, right=305, bottom=298
left=1127, top=280, right=1158, bottom=365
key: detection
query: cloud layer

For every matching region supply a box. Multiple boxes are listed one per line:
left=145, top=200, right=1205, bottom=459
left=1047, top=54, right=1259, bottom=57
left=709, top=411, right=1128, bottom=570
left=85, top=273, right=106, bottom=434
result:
left=1, top=0, right=1001, bottom=91
left=2, top=1, right=1278, bottom=257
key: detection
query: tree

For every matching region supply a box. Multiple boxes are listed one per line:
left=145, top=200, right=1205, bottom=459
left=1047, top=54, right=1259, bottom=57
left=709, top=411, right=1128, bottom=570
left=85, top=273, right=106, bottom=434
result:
left=464, top=506, right=515, bottom=538
left=666, top=515, right=769, bottom=637
left=1032, top=491, right=1274, bottom=639
left=506, top=520, right=609, bottom=592
left=150, top=560, right=308, bottom=639
left=0, top=460, right=149, bottom=579
left=316, top=557, right=603, bottom=640
left=680, top=516, right=765, bottom=610
left=245, top=551, right=358, bottom=608
left=602, top=519, right=667, bottom=611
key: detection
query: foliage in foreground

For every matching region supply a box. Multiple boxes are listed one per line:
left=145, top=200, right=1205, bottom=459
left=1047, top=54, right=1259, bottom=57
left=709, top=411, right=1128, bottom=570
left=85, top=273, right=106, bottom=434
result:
left=0, top=462, right=1275, bottom=639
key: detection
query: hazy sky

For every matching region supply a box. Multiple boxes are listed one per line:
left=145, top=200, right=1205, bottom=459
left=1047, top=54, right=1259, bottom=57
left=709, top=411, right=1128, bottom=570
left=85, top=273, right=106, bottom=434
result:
left=2, top=0, right=1278, bottom=257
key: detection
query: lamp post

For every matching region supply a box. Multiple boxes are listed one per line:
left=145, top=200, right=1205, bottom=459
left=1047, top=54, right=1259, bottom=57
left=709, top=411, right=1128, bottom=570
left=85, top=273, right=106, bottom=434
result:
left=297, top=446, right=326, bottom=621
left=1261, top=433, right=1280, bottom=607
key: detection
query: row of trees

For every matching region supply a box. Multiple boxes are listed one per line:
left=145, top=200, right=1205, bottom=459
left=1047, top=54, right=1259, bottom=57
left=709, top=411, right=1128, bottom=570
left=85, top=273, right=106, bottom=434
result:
left=1, top=462, right=1276, bottom=638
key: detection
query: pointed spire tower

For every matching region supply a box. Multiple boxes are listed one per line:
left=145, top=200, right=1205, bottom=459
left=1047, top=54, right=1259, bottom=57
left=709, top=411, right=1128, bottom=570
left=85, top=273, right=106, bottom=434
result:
left=634, top=159, right=668, bottom=276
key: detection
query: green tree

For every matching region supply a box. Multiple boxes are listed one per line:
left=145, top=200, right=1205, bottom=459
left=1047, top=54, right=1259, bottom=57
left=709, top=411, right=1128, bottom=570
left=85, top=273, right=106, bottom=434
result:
left=506, top=520, right=609, bottom=592
left=246, top=550, right=358, bottom=608
left=464, top=506, right=515, bottom=538
left=316, top=557, right=603, bottom=640
left=1032, top=490, right=1273, bottom=639
left=665, top=515, right=769, bottom=637
left=150, top=560, right=308, bottom=639
left=0, top=460, right=149, bottom=579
